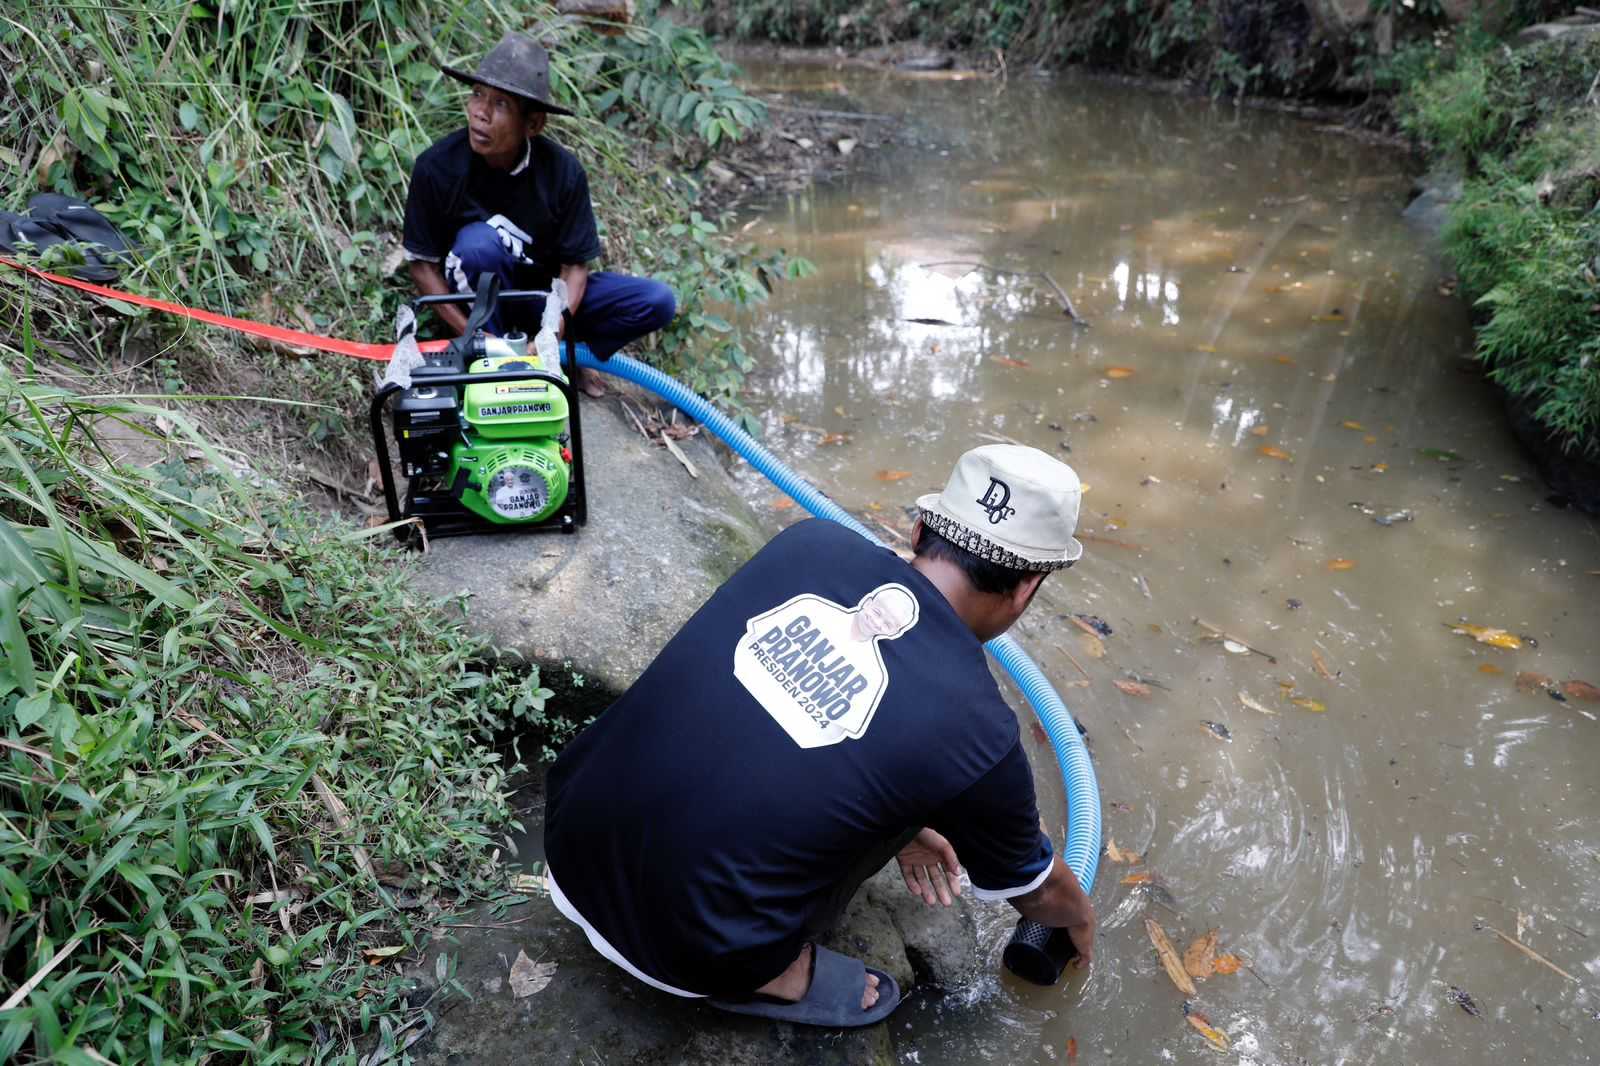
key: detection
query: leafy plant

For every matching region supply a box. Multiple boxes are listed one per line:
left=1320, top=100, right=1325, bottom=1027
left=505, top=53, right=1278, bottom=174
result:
left=0, top=342, right=577, bottom=1060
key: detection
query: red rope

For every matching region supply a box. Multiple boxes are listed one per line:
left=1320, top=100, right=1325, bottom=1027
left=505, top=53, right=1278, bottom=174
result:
left=0, top=256, right=449, bottom=362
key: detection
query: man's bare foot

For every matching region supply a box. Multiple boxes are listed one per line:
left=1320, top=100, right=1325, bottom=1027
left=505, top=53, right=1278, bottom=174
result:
left=578, top=367, right=607, bottom=399
left=754, top=944, right=880, bottom=1010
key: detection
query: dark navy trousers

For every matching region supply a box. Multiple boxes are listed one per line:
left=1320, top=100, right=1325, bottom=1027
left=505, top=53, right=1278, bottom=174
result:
left=447, top=221, right=676, bottom=359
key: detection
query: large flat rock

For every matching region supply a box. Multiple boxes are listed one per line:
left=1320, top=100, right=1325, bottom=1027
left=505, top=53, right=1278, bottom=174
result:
left=412, top=389, right=770, bottom=698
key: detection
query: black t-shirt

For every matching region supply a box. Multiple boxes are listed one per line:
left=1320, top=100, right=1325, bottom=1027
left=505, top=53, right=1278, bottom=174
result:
left=401, top=129, right=603, bottom=286
left=544, top=519, right=1053, bottom=997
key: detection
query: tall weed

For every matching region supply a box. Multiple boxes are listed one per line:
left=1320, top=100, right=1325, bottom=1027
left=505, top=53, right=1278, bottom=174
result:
left=0, top=346, right=567, bottom=1061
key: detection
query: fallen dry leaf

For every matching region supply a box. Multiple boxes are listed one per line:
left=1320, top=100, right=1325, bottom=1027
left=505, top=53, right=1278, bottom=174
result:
left=1561, top=680, right=1600, bottom=702
left=1478, top=663, right=1504, bottom=675
left=1325, top=558, right=1357, bottom=571
left=1372, top=462, right=1389, bottom=473
left=1342, top=420, right=1364, bottom=430
left=1250, top=425, right=1270, bottom=437
left=1258, top=444, right=1292, bottom=461
left=1312, top=649, right=1336, bottom=680
left=770, top=497, right=795, bottom=510
left=1067, top=1037, right=1078, bottom=1061
left=1113, top=679, right=1152, bottom=698
left=1121, top=871, right=1154, bottom=885
left=1291, top=696, right=1327, bottom=712
left=362, top=945, right=407, bottom=964
left=818, top=432, right=850, bottom=446
left=833, top=405, right=848, bottom=418
left=1106, top=838, right=1142, bottom=865
left=874, top=469, right=913, bottom=481
left=1238, top=691, right=1279, bottom=716
left=1079, top=631, right=1107, bottom=659
left=1274, top=354, right=1295, bottom=365
left=1104, top=366, right=1136, bottom=379
left=993, top=356, right=1031, bottom=368
left=1363, top=434, right=1378, bottom=444
left=1145, top=918, right=1198, bottom=996
left=1184, top=929, right=1219, bottom=978
left=1445, top=622, right=1522, bottom=650
left=1515, top=671, right=1553, bottom=693
left=508, top=950, right=556, bottom=999
left=1186, top=1010, right=1231, bottom=1051
left=1213, top=953, right=1243, bottom=975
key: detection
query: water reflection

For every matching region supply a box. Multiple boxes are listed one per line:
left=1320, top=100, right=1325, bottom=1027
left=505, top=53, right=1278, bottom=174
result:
left=731, top=61, right=1600, bottom=1066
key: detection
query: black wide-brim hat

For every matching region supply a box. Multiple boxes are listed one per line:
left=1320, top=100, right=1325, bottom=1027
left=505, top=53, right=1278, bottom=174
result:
left=442, top=32, right=574, bottom=117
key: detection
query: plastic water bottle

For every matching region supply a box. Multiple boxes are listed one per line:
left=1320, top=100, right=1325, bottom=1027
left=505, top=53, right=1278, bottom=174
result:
left=534, top=279, right=566, bottom=377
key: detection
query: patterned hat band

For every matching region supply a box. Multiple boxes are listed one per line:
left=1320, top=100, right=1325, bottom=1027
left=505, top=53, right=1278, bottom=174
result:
left=918, top=510, right=1073, bottom=573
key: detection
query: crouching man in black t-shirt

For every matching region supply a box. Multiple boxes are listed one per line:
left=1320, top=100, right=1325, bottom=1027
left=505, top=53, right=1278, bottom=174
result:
left=544, top=445, right=1097, bottom=1028
left=402, top=33, right=676, bottom=398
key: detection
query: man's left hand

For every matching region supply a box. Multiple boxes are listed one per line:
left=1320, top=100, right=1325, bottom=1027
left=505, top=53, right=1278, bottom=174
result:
left=897, top=828, right=962, bottom=907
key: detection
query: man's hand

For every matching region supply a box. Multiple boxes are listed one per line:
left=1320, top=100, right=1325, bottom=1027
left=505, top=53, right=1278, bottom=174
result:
left=897, top=828, right=962, bottom=907
left=1012, top=857, right=1096, bottom=967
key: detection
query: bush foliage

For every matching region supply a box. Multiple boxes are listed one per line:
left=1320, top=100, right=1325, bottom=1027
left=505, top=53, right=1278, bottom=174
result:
left=1400, top=33, right=1600, bottom=455
left=0, top=334, right=585, bottom=1060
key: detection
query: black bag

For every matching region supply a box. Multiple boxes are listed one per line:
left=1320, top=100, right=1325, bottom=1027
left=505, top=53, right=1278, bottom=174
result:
left=0, top=193, right=134, bottom=282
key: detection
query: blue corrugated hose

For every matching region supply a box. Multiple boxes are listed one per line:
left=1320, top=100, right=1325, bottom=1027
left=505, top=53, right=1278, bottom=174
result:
left=579, top=347, right=1101, bottom=894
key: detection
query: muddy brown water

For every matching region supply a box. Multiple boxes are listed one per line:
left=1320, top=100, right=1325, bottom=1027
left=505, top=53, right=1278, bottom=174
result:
left=723, top=63, right=1600, bottom=1064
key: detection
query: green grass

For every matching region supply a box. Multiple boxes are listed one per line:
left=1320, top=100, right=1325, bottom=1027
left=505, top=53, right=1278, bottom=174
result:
left=0, top=335, right=578, bottom=1061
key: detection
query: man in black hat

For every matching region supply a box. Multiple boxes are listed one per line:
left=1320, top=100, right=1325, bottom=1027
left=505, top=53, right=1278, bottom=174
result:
left=402, top=33, right=676, bottom=397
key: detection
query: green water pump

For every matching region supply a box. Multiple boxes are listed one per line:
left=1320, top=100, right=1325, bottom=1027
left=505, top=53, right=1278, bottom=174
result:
left=371, top=281, right=587, bottom=543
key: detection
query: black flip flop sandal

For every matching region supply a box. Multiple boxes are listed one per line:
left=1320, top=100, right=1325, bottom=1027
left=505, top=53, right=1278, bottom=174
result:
left=708, top=944, right=901, bottom=1029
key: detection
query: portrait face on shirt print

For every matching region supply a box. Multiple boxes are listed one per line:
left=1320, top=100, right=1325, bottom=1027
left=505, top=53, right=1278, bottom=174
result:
left=849, top=586, right=918, bottom=642
left=732, top=583, right=922, bottom=749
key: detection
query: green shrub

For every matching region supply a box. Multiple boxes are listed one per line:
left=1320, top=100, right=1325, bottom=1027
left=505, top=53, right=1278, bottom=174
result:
left=1399, top=33, right=1600, bottom=456
left=0, top=342, right=577, bottom=1061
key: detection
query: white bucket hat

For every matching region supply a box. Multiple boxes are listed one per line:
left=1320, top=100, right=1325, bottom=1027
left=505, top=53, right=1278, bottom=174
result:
left=915, top=445, right=1084, bottom=571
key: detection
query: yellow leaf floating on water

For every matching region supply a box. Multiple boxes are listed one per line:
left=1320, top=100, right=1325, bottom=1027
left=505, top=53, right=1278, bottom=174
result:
left=1250, top=425, right=1270, bottom=437
left=1238, top=691, right=1279, bottom=716
left=1184, top=929, right=1220, bottom=978
left=1105, top=366, right=1136, bottom=379
left=770, top=497, right=796, bottom=510
left=1372, top=462, right=1389, bottom=473
left=1311, top=649, right=1337, bottom=680
left=1444, top=622, right=1523, bottom=650
left=1106, top=838, right=1142, bottom=864
left=1186, top=1011, right=1231, bottom=1051
left=1145, top=918, right=1198, bottom=996
left=1258, top=445, right=1292, bottom=461
left=874, top=469, right=913, bottom=481
left=1363, top=434, right=1378, bottom=444
left=1325, top=558, right=1357, bottom=571
left=1291, top=697, right=1327, bottom=712
left=1122, top=870, right=1154, bottom=885
left=1114, top=679, right=1153, bottom=697
left=1274, top=354, right=1296, bottom=365
left=1478, top=663, right=1504, bottom=675
left=1342, top=420, right=1364, bottom=430
left=1079, top=631, right=1107, bottom=659
left=1213, top=953, right=1243, bottom=975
